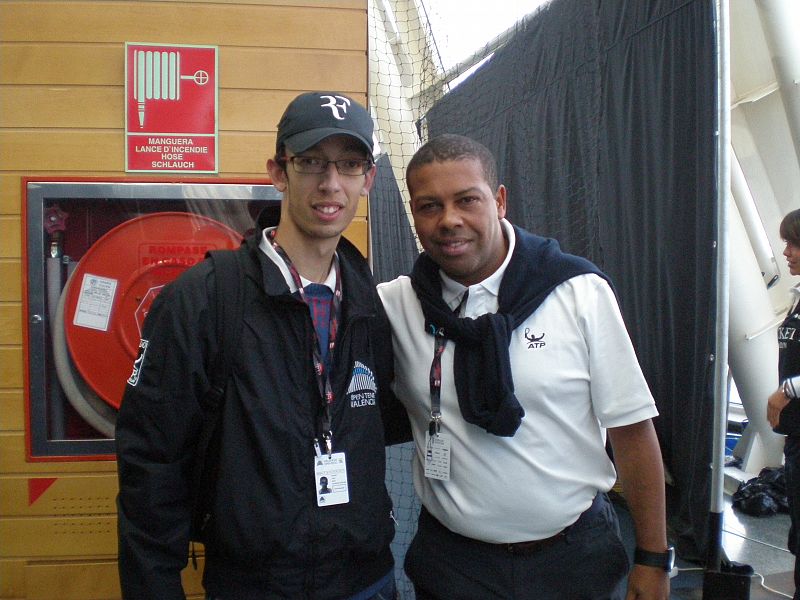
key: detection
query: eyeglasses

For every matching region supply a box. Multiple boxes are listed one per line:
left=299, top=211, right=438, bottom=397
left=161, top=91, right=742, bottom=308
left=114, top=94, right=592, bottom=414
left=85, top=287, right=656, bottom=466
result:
left=285, top=156, right=372, bottom=176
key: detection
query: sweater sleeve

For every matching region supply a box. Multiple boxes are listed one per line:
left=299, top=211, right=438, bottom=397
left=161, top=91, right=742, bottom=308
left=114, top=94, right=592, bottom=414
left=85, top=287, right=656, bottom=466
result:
left=373, top=292, right=413, bottom=446
left=115, top=270, right=211, bottom=599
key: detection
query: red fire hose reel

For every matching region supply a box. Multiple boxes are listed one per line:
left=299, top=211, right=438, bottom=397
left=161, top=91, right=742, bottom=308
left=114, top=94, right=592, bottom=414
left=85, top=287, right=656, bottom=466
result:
left=55, top=212, right=241, bottom=434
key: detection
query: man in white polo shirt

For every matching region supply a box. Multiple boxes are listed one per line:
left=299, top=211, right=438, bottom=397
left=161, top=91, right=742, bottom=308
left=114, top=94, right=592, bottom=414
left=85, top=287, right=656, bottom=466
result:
left=378, top=134, right=671, bottom=599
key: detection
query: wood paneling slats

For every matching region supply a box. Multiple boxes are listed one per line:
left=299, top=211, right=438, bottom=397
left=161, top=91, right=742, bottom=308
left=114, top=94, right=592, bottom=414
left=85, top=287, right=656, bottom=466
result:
left=21, top=558, right=207, bottom=600
left=0, top=474, right=118, bottom=516
left=1, top=45, right=366, bottom=92
left=1, top=174, right=23, bottom=215
left=0, top=559, right=27, bottom=599
left=0, top=348, right=23, bottom=388
left=221, top=49, right=366, bottom=91
left=0, top=261, right=21, bottom=302
left=0, top=389, right=24, bottom=432
left=1, top=131, right=125, bottom=171
left=0, top=515, right=117, bottom=557
left=1, top=3, right=366, bottom=50
left=0, top=217, right=22, bottom=258
left=0, top=87, right=123, bottom=129
left=133, top=0, right=362, bottom=6
left=24, top=560, right=122, bottom=600
left=0, top=304, right=22, bottom=344
left=1, top=87, right=368, bottom=135
left=0, top=433, right=117, bottom=473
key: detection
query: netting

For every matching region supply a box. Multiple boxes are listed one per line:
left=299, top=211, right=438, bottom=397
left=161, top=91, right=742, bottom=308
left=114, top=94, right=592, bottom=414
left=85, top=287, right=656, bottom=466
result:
left=369, top=0, right=718, bottom=594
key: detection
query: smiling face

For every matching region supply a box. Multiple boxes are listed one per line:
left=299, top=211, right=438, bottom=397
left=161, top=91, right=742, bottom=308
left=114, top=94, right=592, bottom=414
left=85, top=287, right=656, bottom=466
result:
left=268, top=135, right=375, bottom=253
left=409, top=158, right=508, bottom=286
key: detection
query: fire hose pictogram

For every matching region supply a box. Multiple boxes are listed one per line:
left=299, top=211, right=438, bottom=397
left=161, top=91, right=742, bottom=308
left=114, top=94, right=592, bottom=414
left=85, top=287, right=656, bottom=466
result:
left=133, top=50, right=209, bottom=128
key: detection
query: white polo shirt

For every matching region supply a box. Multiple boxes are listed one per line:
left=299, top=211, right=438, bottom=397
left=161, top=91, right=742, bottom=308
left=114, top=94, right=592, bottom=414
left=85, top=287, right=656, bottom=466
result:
left=377, top=220, right=657, bottom=543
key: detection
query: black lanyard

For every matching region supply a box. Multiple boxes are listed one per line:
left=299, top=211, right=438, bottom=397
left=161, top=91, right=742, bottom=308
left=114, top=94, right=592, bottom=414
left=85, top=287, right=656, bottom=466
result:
left=268, top=230, right=341, bottom=454
left=428, top=291, right=468, bottom=437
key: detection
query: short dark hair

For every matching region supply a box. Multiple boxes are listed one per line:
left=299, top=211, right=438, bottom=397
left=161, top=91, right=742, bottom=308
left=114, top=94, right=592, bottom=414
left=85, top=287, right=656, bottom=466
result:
left=780, top=209, right=800, bottom=246
left=407, top=134, right=499, bottom=192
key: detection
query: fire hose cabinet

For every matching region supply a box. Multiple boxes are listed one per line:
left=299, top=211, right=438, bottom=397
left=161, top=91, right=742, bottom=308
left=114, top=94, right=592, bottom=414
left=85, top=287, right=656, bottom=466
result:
left=23, top=179, right=281, bottom=459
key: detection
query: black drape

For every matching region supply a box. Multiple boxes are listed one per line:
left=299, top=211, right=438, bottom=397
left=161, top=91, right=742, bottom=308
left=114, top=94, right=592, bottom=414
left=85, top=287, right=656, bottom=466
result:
left=369, top=153, right=419, bottom=282
left=424, top=0, right=717, bottom=558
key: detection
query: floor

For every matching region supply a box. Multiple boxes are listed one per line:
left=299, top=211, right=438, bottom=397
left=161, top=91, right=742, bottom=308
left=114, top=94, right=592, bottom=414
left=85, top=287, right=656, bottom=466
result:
left=387, top=443, right=795, bottom=599
left=615, top=482, right=794, bottom=600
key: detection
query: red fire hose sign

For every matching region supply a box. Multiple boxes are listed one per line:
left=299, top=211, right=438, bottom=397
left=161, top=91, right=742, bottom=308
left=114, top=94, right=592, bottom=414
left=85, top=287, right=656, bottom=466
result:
left=125, top=42, right=218, bottom=173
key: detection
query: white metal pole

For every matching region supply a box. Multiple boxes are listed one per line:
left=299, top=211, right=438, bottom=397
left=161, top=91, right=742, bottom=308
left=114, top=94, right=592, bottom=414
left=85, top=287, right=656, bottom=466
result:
left=708, top=0, right=731, bottom=572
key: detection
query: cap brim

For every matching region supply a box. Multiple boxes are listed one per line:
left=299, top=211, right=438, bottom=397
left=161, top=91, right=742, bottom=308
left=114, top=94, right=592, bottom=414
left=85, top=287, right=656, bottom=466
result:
left=283, top=128, right=373, bottom=157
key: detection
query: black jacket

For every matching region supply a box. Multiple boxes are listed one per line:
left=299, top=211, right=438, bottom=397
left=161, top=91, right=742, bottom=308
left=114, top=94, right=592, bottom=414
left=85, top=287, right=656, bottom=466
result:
left=116, top=230, right=410, bottom=599
left=776, top=296, right=800, bottom=437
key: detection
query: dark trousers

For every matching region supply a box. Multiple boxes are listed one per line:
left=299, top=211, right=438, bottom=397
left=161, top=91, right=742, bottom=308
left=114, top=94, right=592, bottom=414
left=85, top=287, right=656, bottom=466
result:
left=405, top=493, right=629, bottom=600
left=785, top=436, right=800, bottom=600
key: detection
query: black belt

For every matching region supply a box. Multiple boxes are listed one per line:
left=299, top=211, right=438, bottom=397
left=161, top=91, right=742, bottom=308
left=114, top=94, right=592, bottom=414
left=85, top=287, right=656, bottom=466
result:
left=498, top=529, right=568, bottom=556
left=498, top=493, right=605, bottom=555
left=420, top=492, right=606, bottom=558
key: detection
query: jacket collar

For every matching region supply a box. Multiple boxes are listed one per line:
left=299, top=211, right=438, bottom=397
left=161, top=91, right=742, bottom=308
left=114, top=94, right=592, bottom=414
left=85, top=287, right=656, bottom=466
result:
left=243, top=228, right=378, bottom=320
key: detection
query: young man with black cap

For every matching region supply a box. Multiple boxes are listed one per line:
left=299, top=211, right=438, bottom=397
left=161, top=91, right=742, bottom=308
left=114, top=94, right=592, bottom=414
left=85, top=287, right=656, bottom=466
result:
left=116, top=92, right=409, bottom=600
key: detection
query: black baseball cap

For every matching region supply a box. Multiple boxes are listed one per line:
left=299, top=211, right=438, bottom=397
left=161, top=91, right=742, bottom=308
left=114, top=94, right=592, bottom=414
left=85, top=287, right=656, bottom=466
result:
left=276, top=92, right=374, bottom=157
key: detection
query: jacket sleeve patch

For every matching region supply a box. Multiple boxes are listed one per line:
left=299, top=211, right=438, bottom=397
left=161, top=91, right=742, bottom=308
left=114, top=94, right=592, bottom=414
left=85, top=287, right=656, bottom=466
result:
left=127, top=339, right=150, bottom=386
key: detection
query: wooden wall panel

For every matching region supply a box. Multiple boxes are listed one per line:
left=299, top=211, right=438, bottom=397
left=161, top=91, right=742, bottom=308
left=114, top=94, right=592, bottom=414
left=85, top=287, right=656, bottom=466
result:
left=22, top=558, right=206, bottom=600
left=0, top=475, right=118, bottom=516
left=0, top=87, right=122, bottom=129
left=0, top=304, right=21, bottom=344
left=0, top=559, right=27, bottom=599
left=0, top=217, right=21, bottom=258
left=24, top=561, right=122, bottom=600
left=0, top=262, right=21, bottom=301
left=2, top=132, right=126, bottom=172
left=0, top=348, right=23, bottom=388
left=0, top=433, right=118, bottom=473
left=0, top=390, right=24, bottom=432
left=1, top=1, right=370, bottom=596
left=2, top=2, right=366, bottom=50
left=0, top=515, right=117, bottom=557
left=0, top=175, right=23, bottom=215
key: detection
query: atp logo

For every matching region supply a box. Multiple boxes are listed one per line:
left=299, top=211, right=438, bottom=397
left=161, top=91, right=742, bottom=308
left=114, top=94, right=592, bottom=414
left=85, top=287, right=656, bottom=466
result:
left=524, top=328, right=546, bottom=349
left=320, top=95, right=351, bottom=120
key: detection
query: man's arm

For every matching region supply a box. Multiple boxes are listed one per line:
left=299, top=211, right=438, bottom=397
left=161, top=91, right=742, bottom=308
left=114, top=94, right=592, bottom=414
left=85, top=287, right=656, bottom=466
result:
left=607, top=419, right=670, bottom=600
left=116, top=277, right=208, bottom=599
left=769, top=378, right=800, bottom=435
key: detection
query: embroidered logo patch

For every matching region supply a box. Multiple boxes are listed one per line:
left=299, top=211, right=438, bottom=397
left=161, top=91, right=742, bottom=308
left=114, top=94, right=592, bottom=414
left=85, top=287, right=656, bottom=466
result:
left=347, top=361, right=377, bottom=407
left=127, top=339, right=149, bottom=386
left=524, top=328, right=546, bottom=349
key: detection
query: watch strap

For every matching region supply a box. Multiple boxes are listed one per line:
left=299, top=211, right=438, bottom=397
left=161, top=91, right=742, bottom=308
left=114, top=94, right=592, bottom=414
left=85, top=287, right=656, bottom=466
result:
left=634, top=546, right=675, bottom=571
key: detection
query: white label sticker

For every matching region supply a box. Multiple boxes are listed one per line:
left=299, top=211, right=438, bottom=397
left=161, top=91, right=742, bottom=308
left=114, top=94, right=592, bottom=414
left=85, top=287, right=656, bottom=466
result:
left=424, top=432, right=451, bottom=481
left=73, top=273, right=118, bottom=331
left=314, top=452, right=350, bottom=507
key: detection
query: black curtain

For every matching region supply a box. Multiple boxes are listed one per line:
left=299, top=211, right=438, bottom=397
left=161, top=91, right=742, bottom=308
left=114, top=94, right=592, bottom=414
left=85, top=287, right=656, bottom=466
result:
left=369, top=153, right=419, bottom=282
left=425, top=0, right=717, bottom=558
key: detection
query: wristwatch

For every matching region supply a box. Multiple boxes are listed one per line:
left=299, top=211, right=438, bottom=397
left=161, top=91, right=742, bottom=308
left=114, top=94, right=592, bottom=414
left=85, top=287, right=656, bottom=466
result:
left=634, top=546, right=675, bottom=572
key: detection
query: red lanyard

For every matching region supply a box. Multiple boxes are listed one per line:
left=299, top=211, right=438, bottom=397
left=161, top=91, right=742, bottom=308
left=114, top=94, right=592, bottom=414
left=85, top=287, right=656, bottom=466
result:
left=268, top=230, right=341, bottom=453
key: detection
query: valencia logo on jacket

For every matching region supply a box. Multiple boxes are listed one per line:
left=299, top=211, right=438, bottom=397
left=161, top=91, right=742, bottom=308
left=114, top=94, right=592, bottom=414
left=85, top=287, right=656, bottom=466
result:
left=348, top=361, right=377, bottom=408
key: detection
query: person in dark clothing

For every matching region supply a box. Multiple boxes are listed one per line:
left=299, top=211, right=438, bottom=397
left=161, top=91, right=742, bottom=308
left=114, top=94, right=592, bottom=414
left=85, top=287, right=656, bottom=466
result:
left=116, top=92, right=409, bottom=600
left=768, top=208, right=800, bottom=600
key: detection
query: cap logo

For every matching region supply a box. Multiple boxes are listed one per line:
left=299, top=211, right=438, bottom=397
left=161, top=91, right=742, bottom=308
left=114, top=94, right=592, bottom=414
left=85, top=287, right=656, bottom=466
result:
left=320, top=95, right=351, bottom=120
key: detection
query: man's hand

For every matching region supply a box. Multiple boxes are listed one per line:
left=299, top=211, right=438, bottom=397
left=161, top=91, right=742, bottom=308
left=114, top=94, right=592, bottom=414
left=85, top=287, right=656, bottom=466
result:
left=767, top=387, right=790, bottom=429
left=626, top=564, right=670, bottom=600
